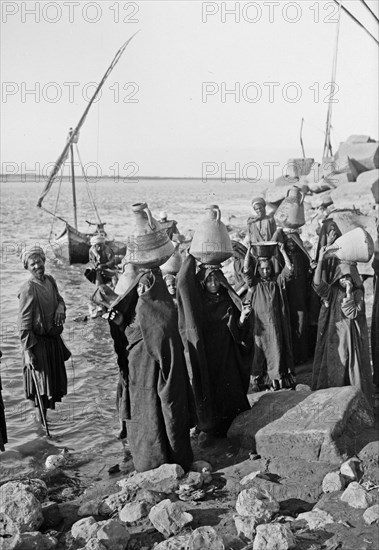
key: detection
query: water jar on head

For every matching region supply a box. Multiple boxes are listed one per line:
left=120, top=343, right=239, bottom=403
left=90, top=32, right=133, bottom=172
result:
left=324, top=227, right=375, bottom=263
left=189, top=204, right=233, bottom=265
left=274, top=186, right=305, bottom=229
left=125, top=203, right=174, bottom=268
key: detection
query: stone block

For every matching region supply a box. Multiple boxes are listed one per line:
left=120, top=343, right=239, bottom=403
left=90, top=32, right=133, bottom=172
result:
left=71, top=517, right=100, bottom=545
left=0, top=484, right=43, bottom=533
left=234, top=514, right=257, bottom=540
left=363, top=504, right=379, bottom=524
left=13, top=531, right=58, bottom=550
left=304, top=190, right=333, bottom=209
left=228, top=387, right=374, bottom=464
left=188, top=526, right=225, bottom=550
left=253, top=523, right=296, bottom=550
left=235, top=486, right=279, bottom=521
left=357, top=169, right=379, bottom=203
left=340, top=482, right=375, bottom=509
left=118, top=463, right=184, bottom=494
left=154, top=534, right=191, bottom=549
left=0, top=512, right=20, bottom=550
left=119, top=501, right=148, bottom=523
left=148, top=499, right=193, bottom=538
left=322, top=472, right=346, bottom=493
left=296, top=509, right=334, bottom=529
left=334, top=141, right=379, bottom=174
left=96, top=519, right=130, bottom=550
left=330, top=180, right=377, bottom=210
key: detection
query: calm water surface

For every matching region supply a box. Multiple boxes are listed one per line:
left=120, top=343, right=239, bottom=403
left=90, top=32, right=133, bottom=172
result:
left=0, top=177, right=267, bottom=484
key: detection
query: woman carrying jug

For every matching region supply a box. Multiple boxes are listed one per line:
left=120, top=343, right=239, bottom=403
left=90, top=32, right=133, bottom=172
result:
left=242, top=242, right=295, bottom=391
left=108, top=268, right=194, bottom=472
left=312, top=246, right=373, bottom=402
left=177, top=254, right=253, bottom=445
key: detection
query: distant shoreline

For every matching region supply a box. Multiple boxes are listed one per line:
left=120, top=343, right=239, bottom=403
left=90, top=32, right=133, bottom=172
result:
left=1, top=175, right=266, bottom=183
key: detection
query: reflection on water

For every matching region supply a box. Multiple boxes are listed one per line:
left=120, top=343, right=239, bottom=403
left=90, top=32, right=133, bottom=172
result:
left=0, top=177, right=266, bottom=483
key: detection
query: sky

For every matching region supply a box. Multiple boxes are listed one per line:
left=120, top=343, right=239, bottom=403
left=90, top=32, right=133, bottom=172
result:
left=1, top=0, right=378, bottom=179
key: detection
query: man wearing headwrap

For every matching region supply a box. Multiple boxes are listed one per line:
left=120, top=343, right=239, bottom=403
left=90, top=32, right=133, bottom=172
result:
left=243, top=242, right=295, bottom=391
left=312, top=246, right=373, bottom=402
left=108, top=268, right=193, bottom=472
left=244, top=197, right=277, bottom=246
left=85, top=234, right=116, bottom=287
left=177, top=255, right=253, bottom=443
left=18, top=246, right=70, bottom=422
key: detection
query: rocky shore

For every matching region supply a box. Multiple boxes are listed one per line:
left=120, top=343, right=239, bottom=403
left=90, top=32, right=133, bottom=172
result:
left=1, top=136, right=378, bottom=550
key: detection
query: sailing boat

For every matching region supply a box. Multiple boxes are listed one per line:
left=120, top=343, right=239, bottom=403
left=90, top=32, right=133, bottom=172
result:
left=37, top=33, right=139, bottom=264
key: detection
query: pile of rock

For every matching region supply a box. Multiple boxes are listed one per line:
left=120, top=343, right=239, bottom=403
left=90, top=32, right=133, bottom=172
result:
left=0, top=479, right=59, bottom=550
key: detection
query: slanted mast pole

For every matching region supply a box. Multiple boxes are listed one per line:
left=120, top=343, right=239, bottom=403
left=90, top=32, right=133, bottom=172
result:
left=69, top=128, right=78, bottom=230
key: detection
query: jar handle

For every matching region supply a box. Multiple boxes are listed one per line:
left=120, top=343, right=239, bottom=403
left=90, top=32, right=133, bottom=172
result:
left=214, top=205, right=221, bottom=222
left=145, top=206, right=156, bottom=230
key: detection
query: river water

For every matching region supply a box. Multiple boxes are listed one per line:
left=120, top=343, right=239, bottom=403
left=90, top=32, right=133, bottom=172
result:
left=0, top=177, right=268, bottom=485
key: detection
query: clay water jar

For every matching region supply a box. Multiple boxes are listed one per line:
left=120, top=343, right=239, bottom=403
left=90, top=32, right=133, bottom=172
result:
left=190, top=204, right=233, bottom=265
left=125, top=202, right=174, bottom=268
left=160, top=243, right=183, bottom=275
left=325, top=227, right=374, bottom=263
left=275, top=186, right=305, bottom=229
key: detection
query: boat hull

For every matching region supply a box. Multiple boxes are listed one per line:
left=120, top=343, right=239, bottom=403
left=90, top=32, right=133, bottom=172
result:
left=51, top=223, right=126, bottom=265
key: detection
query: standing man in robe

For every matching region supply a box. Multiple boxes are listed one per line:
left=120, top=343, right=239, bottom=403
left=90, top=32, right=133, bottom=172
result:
left=244, top=197, right=277, bottom=246
left=18, top=246, right=70, bottom=423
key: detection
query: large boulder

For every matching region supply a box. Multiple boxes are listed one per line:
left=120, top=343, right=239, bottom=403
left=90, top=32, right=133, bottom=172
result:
left=340, top=482, right=375, bottom=509
left=148, top=499, right=193, bottom=538
left=0, top=483, right=43, bottom=533
left=0, top=512, right=20, bottom=550
left=331, top=179, right=378, bottom=211
left=253, top=523, right=296, bottom=549
left=228, top=387, right=374, bottom=464
left=71, top=517, right=100, bottom=545
left=188, top=526, right=225, bottom=550
left=12, top=531, right=58, bottom=550
left=117, top=464, right=185, bottom=494
left=95, top=519, right=130, bottom=550
left=334, top=141, right=379, bottom=174
left=235, top=486, right=279, bottom=522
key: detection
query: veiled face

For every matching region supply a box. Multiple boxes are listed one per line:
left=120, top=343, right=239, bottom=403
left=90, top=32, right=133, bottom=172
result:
left=285, top=238, right=296, bottom=251
left=27, top=254, right=45, bottom=280
left=205, top=272, right=220, bottom=294
left=258, top=260, right=272, bottom=279
left=339, top=274, right=352, bottom=289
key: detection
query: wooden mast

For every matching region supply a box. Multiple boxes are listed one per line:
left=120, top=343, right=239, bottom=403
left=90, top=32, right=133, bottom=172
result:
left=69, top=128, right=78, bottom=230
left=322, top=1, right=341, bottom=159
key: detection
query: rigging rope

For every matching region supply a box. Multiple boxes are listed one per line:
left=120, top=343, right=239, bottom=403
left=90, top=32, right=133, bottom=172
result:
left=359, top=0, right=379, bottom=25
left=48, top=168, right=64, bottom=242
left=75, top=144, right=102, bottom=226
left=323, top=1, right=341, bottom=159
left=333, top=0, right=379, bottom=45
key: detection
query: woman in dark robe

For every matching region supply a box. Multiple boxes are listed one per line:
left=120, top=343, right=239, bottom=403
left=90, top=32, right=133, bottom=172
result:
left=109, top=269, right=193, bottom=472
left=372, top=229, right=379, bottom=405
left=177, top=255, right=252, bottom=440
left=17, top=246, right=70, bottom=420
left=275, top=229, right=313, bottom=364
left=0, top=350, right=7, bottom=451
left=243, top=243, right=295, bottom=391
left=312, top=246, right=373, bottom=402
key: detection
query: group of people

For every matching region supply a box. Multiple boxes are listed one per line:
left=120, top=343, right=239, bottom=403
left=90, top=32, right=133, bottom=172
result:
left=6, top=199, right=378, bottom=477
